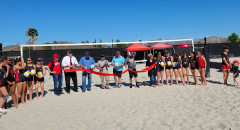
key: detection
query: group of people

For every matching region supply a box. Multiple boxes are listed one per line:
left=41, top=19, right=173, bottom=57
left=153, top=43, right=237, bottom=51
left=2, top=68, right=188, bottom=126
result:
left=0, top=57, right=46, bottom=113
left=146, top=50, right=207, bottom=87
left=0, top=46, right=239, bottom=113
left=221, top=46, right=239, bottom=86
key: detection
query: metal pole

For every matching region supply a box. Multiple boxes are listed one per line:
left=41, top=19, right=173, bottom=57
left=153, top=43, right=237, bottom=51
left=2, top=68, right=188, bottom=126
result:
left=20, top=45, right=23, bottom=58
left=192, top=39, right=195, bottom=52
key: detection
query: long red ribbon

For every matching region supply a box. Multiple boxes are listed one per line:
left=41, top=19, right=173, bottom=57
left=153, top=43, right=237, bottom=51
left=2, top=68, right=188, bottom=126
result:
left=64, top=63, right=157, bottom=76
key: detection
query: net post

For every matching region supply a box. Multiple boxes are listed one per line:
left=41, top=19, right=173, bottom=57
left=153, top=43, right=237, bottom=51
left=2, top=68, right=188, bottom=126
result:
left=20, top=45, right=23, bottom=58
left=204, top=37, right=210, bottom=78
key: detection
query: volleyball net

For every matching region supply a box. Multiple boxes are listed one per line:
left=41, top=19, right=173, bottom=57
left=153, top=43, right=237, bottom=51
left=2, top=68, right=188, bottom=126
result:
left=19, top=38, right=194, bottom=63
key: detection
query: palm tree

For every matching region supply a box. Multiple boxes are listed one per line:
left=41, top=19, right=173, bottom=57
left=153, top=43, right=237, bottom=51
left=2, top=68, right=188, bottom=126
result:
left=26, top=28, right=38, bottom=51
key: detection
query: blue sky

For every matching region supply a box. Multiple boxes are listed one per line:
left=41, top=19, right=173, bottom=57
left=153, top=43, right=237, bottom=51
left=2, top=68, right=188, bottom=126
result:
left=0, top=0, right=240, bottom=46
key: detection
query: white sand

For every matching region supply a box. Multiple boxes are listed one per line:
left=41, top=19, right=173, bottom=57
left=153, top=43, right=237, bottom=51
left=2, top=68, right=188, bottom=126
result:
left=0, top=64, right=240, bottom=130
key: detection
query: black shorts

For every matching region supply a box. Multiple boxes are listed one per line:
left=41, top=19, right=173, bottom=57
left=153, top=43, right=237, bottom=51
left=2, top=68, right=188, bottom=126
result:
left=129, top=68, right=138, bottom=78
left=25, top=76, right=34, bottom=81
left=15, top=76, right=25, bottom=83
left=234, top=73, right=239, bottom=79
left=165, top=66, right=173, bottom=70
left=173, top=65, right=181, bottom=70
left=6, top=77, right=15, bottom=82
left=34, top=77, right=44, bottom=82
left=113, top=70, right=122, bottom=78
left=182, top=65, right=189, bottom=69
left=190, top=66, right=197, bottom=70
left=157, top=67, right=164, bottom=72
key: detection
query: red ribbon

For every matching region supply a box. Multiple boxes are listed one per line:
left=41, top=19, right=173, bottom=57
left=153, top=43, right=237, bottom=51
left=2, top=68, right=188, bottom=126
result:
left=64, top=63, right=157, bottom=76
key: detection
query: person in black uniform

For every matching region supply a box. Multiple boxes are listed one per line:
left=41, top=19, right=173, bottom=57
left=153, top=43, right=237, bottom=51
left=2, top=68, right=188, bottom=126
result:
left=233, top=60, right=239, bottom=87
left=189, top=52, right=198, bottom=85
left=24, top=58, right=36, bottom=101
left=5, top=58, right=18, bottom=108
left=34, top=58, right=46, bottom=99
left=165, top=51, right=173, bottom=85
left=146, top=54, right=157, bottom=87
left=0, top=58, right=10, bottom=113
left=156, top=52, right=166, bottom=86
left=173, top=53, right=185, bottom=86
left=13, top=57, right=26, bottom=106
left=181, top=52, right=190, bottom=84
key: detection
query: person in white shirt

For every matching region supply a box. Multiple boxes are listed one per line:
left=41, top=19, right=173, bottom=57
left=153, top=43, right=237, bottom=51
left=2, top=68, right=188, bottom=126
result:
left=62, top=50, right=78, bottom=93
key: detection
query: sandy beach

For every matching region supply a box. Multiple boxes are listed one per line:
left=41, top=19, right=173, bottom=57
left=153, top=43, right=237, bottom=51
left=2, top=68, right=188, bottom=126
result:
left=0, top=64, right=240, bottom=130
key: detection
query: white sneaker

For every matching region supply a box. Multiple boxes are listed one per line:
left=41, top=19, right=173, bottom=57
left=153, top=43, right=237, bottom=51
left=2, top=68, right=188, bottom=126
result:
left=0, top=108, right=8, bottom=113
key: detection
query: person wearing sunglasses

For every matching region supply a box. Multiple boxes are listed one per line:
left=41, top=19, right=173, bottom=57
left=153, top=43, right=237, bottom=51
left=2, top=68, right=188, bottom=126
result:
left=24, top=57, right=36, bottom=101
left=46, top=54, right=63, bottom=95
left=197, top=51, right=207, bottom=86
left=34, top=58, right=46, bottom=99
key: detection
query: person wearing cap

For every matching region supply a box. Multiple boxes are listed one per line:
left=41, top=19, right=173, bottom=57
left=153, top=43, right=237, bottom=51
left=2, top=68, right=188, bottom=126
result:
left=124, top=52, right=140, bottom=88
left=146, top=53, right=157, bottom=87
left=62, top=50, right=78, bottom=93
left=111, top=51, right=125, bottom=88
left=222, top=46, right=231, bottom=85
left=34, top=58, right=46, bottom=99
left=79, top=52, right=95, bottom=92
left=232, top=60, right=239, bottom=87
left=46, top=54, right=63, bottom=95
left=96, top=54, right=110, bottom=89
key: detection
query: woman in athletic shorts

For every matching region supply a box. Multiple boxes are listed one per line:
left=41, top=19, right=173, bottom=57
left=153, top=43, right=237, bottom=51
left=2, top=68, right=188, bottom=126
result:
left=0, top=58, right=10, bottom=113
left=34, top=58, right=46, bottom=98
left=221, top=46, right=231, bottom=85
left=190, top=52, right=198, bottom=85
left=181, top=52, right=190, bottom=84
left=173, top=53, right=185, bottom=86
left=156, top=52, right=165, bottom=86
left=165, top=51, right=173, bottom=85
left=25, top=58, right=36, bottom=101
left=13, top=57, right=26, bottom=105
left=5, top=58, right=18, bottom=108
left=197, top=51, right=207, bottom=86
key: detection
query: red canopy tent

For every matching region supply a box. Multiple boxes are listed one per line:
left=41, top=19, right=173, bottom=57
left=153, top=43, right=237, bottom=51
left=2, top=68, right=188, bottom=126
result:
left=124, top=43, right=151, bottom=51
left=176, top=44, right=192, bottom=48
left=151, top=43, right=173, bottom=49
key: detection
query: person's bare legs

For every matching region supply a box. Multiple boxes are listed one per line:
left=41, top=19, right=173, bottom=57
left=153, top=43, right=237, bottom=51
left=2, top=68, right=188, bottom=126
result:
left=178, top=69, right=186, bottom=86
left=0, top=87, right=8, bottom=109
left=201, top=68, right=207, bottom=86
left=166, top=69, right=169, bottom=85
left=114, top=76, right=118, bottom=85
left=160, top=71, right=164, bottom=85
left=157, top=72, right=161, bottom=86
left=170, top=69, right=173, bottom=85
left=21, top=81, right=27, bottom=103
left=223, top=69, right=228, bottom=84
left=174, top=69, right=179, bottom=85
left=35, top=81, right=39, bottom=99
left=129, top=78, right=132, bottom=84
left=16, top=82, right=23, bottom=105
left=182, top=68, right=186, bottom=84
left=27, top=81, right=34, bottom=101
left=118, top=77, right=122, bottom=86
left=234, top=78, right=240, bottom=87
left=40, top=82, right=44, bottom=98
left=225, top=69, right=230, bottom=84
left=186, top=67, right=190, bottom=84
left=9, top=82, right=18, bottom=108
